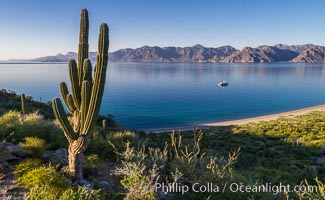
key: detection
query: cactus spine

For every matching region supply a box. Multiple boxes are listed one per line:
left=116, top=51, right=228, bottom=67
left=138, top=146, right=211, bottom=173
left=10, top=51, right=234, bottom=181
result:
left=21, top=93, right=28, bottom=114
left=52, top=9, right=109, bottom=181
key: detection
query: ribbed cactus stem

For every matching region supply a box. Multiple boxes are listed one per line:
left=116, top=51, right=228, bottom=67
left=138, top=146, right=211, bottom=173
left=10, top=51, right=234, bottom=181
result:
left=20, top=93, right=28, bottom=114
left=69, top=59, right=81, bottom=109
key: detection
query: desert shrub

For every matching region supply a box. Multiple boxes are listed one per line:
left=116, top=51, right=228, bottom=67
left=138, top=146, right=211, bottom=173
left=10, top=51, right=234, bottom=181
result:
left=14, top=159, right=104, bottom=200
left=17, top=113, right=66, bottom=149
left=21, top=137, right=49, bottom=157
left=87, top=130, right=139, bottom=160
left=107, top=131, right=138, bottom=149
left=13, top=159, right=43, bottom=177
left=0, top=111, right=66, bottom=149
left=59, top=186, right=102, bottom=200
left=84, top=154, right=100, bottom=169
left=16, top=164, right=69, bottom=199
left=295, top=177, right=325, bottom=200
left=0, top=111, right=22, bottom=142
left=83, top=154, right=100, bottom=178
left=170, top=131, right=239, bottom=183
left=112, top=142, right=159, bottom=200
left=87, top=132, right=113, bottom=159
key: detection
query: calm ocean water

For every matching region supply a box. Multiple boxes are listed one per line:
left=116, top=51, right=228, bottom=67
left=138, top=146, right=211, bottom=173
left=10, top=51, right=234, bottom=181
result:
left=1, top=62, right=325, bottom=130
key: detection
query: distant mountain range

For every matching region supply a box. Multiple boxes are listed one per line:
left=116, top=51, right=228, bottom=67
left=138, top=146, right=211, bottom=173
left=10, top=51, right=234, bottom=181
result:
left=3, top=44, right=325, bottom=63
left=221, top=46, right=299, bottom=63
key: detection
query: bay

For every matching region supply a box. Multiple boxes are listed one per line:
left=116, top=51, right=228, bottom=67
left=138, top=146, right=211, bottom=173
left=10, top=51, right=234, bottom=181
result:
left=1, top=62, right=325, bottom=130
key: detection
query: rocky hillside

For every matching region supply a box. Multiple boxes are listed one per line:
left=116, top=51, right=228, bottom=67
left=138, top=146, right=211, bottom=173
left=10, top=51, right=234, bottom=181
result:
left=273, top=44, right=317, bottom=53
left=291, top=46, right=325, bottom=62
left=109, top=45, right=238, bottom=62
left=221, top=46, right=299, bottom=63
left=30, top=45, right=237, bottom=63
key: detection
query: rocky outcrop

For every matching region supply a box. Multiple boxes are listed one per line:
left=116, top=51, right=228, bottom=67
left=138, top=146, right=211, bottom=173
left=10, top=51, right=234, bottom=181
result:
left=291, top=46, right=325, bottom=62
left=42, top=148, right=68, bottom=166
left=221, top=46, right=299, bottom=63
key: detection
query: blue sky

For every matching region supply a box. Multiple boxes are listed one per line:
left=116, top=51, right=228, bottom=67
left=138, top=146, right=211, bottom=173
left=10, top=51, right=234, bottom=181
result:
left=0, top=0, right=324, bottom=59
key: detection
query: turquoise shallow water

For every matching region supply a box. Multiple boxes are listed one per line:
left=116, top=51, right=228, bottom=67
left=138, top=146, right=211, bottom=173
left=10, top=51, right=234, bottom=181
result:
left=1, top=62, right=325, bottom=130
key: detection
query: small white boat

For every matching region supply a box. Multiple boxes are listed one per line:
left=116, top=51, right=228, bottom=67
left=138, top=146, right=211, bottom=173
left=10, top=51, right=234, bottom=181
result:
left=218, top=81, right=229, bottom=87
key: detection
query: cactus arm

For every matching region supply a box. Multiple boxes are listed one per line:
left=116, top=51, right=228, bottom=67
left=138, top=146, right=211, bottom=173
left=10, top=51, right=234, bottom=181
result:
left=59, top=82, right=74, bottom=114
left=69, top=59, right=81, bottom=109
left=52, top=98, right=78, bottom=142
left=66, top=94, right=77, bottom=112
left=82, top=23, right=109, bottom=134
left=78, top=9, right=89, bottom=86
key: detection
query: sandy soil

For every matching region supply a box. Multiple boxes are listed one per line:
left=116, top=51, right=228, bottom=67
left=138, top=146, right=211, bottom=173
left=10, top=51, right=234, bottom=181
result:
left=202, top=104, right=325, bottom=126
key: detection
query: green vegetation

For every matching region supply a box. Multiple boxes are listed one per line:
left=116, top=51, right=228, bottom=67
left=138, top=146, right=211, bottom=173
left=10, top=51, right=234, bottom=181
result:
left=52, top=8, right=109, bottom=181
left=1, top=107, right=324, bottom=199
left=0, top=111, right=66, bottom=148
left=13, top=159, right=101, bottom=200
left=21, top=137, right=49, bottom=157
left=140, top=112, right=325, bottom=199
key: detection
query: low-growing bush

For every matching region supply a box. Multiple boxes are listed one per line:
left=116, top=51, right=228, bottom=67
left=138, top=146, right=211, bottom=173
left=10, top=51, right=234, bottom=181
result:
left=112, top=142, right=160, bottom=200
left=13, top=159, right=43, bottom=177
left=21, top=137, right=49, bottom=157
left=83, top=154, right=101, bottom=178
left=13, top=159, right=104, bottom=200
left=87, top=130, right=139, bottom=160
left=17, top=165, right=69, bottom=198
left=295, top=177, right=325, bottom=200
left=59, top=186, right=102, bottom=200
left=0, top=111, right=66, bottom=149
left=0, top=111, right=22, bottom=142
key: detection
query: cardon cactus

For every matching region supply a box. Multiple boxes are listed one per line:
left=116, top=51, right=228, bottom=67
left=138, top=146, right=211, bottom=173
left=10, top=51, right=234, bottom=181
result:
left=21, top=93, right=28, bottom=114
left=52, top=9, right=109, bottom=181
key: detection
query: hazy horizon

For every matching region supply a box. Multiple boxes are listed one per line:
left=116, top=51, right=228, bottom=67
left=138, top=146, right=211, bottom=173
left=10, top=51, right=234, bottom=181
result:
left=0, top=0, right=324, bottom=60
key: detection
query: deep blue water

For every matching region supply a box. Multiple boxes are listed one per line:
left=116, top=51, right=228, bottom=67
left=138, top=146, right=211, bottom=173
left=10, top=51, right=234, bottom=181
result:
left=1, top=62, right=325, bottom=130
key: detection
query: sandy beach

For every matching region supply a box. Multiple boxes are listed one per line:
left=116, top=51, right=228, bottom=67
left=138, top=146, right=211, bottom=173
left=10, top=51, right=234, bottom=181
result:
left=146, top=104, right=325, bottom=133
left=202, top=104, right=325, bottom=126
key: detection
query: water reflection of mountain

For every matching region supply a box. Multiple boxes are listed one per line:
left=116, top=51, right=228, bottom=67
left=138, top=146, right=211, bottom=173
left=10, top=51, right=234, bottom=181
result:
left=109, top=62, right=325, bottom=81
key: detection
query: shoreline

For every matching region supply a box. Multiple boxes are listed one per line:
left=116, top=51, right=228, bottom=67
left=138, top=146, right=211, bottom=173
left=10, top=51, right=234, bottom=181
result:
left=146, top=104, right=325, bottom=133
left=202, top=104, right=325, bottom=126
